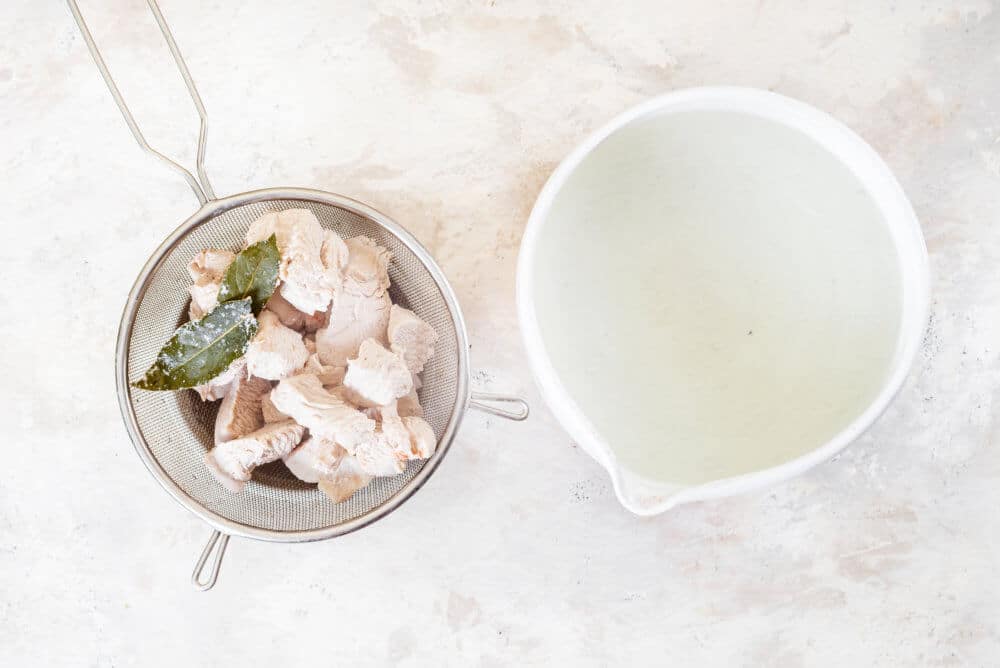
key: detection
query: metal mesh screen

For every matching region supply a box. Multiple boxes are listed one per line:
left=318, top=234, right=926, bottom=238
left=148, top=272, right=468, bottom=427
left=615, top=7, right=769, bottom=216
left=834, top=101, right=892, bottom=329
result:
left=125, top=198, right=462, bottom=534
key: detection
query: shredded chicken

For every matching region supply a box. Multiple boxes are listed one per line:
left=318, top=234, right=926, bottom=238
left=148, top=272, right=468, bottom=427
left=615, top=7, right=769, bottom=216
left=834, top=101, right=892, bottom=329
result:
left=186, top=249, right=235, bottom=320
left=214, top=371, right=271, bottom=443
left=343, top=338, right=413, bottom=407
left=205, top=420, right=305, bottom=492
left=246, top=310, right=310, bottom=380
left=387, top=305, right=438, bottom=374
left=269, top=374, right=375, bottom=452
left=245, top=209, right=344, bottom=314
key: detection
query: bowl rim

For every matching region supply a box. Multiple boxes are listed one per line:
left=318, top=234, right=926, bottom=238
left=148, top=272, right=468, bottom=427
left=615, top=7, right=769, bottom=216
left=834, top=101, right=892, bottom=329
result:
left=116, top=187, right=471, bottom=541
left=516, top=86, right=930, bottom=514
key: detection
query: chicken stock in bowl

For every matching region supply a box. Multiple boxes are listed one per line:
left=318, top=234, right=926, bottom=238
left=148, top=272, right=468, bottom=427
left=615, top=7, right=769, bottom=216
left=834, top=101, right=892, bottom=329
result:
left=517, top=88, right=929, bottom=514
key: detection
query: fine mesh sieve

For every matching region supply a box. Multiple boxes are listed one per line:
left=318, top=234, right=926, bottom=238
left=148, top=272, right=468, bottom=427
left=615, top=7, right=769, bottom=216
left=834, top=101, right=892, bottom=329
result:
left=70, top=0, right=528, bottom=590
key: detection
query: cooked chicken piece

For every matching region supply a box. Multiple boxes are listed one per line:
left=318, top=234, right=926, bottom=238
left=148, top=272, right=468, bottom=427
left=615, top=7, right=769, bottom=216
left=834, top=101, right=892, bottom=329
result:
left=379, top=403, right=436, bottom=461
left=193, top=357, right=246, bottom=402
left=344, top=339, right=413, bottom=407
left=343, top=236, right=391, bottom=297
left=269, top=374, right=375, bottom=451
left=353, top=407, right=406, bottom=476
left=354, top=435, right=405, bottom=476
left=188, top=282, right=221, bottom=321
left=402, top=416, right=437, bottom=459
left=297, top=353, right=346, bottom=387
left=317, top=455, right=372, bottom=503
left=303, top=334, right=317, bottom=355
left=321, top=229, right=350, bottom=283
left=214, top=371, right=271, bottom=443
left=266, top=289, right=328, bottom=332
left=186, top=249, right=235, bottom=320
left=315, top=289, right=391, bottom=366
left=397, top=388, right=423, bottom=418
left=245, top=209, right=341, bottom=315
left=205, top=420, right=305, bottom=493
left=245, top=310, right=310, bottom=380
left=283, top=435, right=348, bottom=483
left=261, top=389, right=289, bottom=423
left=329, top=383, right=377, bottom=410
left=387, top=305, right=438, bottom=374
left=188, top=249, right=236, bottom=282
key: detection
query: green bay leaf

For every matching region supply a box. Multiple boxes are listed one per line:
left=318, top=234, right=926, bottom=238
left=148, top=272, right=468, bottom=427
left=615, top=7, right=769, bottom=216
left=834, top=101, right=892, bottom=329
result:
left=132, top=298, right=258, bottom=391
left=217, top=234, right=280, bottom=314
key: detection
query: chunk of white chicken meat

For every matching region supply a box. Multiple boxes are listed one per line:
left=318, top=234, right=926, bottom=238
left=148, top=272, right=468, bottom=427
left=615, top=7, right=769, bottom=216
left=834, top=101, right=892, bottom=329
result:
left=283, top=435, right=347, bottom=483
left=396, top=387, right=423, bottom=418
left=351, top=404, right=410, bottom=476
left=297, top=353, right=346, bottom=387
left=245, top=209, right=344, bottom=314
left=321, top=229, right=350, bottom=282
left=317, top=455, right=372, bottom=503
left=214, top=371, right=271, bottom=443
left=315, top=289, right=391, bottom=367
left=193, top=357, right=245, bottom=402
left=269, top=374, right=375, bottom=452
left=380, top=403, right=437, bottom=461
left=402, top=415, right=437, bottom=459
left=343, top=236, right=391, bottom=297
left=344, top=338, right=413, bottom=407
left=245, top=310, right=310, bottom=381
left=261, top=389, right=289, bottom=423
left=186, top=249, right=235, bottom=320
left=387, top=305, right=438, bottom=374
left=205, top=420, right=305, bottom=493
left=266, top=289, right=328, bottom=332
left=328, top=384, right=377, bottom=411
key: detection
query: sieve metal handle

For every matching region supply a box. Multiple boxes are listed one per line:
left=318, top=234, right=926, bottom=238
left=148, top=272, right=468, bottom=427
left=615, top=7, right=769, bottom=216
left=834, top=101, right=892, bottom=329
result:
left=67, top=0, right=216, bottom=204
left=191, top=530, right=229, bottom=591
left=470, top=392, right=530, bottom=421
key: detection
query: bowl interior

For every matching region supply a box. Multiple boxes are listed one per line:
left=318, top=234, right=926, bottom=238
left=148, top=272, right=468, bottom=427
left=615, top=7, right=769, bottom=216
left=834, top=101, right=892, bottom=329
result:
left=524, top=103, right=923, bottom=488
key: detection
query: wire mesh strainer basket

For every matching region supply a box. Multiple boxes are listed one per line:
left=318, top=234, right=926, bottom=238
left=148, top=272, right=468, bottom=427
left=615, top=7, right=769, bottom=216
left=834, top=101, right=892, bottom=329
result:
left=70, top=0, right=528, bottom=590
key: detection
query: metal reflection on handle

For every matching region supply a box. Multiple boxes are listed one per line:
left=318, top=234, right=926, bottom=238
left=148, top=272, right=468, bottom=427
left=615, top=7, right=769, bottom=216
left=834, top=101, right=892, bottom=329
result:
left=191, top=530, right=229, bottom=591
left=66, top=0, right=215, bottom=204
left=470, top=392, right=530, bottom=421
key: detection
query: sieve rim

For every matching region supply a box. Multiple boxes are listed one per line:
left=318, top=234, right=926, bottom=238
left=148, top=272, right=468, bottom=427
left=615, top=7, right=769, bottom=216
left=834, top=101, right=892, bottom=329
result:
left=115, top=187, right=471, bottom=542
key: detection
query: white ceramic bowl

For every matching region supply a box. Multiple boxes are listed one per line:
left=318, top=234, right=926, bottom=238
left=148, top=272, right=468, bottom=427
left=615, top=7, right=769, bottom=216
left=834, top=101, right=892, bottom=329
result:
left=517, top=87, right=929, bottom=514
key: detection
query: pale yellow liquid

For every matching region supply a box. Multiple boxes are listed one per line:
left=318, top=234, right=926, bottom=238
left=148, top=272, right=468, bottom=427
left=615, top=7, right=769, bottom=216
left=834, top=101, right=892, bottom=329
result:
left=533, top=111, right=903, bottom=485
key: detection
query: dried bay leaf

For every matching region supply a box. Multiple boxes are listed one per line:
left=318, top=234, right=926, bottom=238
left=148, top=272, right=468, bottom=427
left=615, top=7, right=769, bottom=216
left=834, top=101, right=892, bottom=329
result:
left=132, top=298, right=258, bottom=391
left=217, top=234, right=280, bottom=314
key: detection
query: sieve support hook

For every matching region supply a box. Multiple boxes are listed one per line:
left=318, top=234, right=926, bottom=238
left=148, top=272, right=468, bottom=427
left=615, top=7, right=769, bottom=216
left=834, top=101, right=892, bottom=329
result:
left=66, top=0, right=216, bottom=205
left=470, top=392, right=530, bottom=421
left=191, top=530, right=229, bottom=591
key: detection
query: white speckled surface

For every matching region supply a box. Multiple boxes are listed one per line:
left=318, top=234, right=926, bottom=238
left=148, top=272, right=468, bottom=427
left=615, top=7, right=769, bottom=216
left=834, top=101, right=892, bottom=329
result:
left=2, top=0, right=998, bottom=665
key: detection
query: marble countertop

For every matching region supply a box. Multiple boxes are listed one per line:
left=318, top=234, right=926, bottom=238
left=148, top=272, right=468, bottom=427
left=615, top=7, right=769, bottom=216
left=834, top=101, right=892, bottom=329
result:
left=3, top=0, right=998, bottom=665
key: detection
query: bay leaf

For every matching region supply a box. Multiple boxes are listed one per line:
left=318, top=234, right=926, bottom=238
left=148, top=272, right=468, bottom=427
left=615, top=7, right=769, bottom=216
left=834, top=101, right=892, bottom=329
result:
left=132, top=298, right=258, bottom=391
left=217, top=234, right=280, bottom=314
